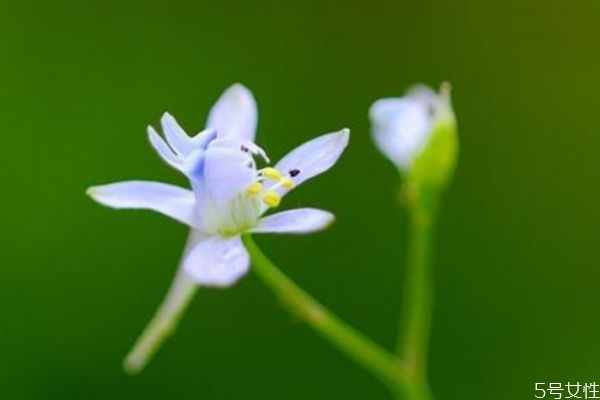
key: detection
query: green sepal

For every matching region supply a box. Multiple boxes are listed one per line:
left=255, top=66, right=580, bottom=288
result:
left=405, top=91, right=458, bottom=213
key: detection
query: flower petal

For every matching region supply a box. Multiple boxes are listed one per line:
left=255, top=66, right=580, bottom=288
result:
left=190, top=128, right=218, bottom=149
left=206, top=83, right=257, bottom=141
left=252, top=208, right=334, bottom=234
left=183, top=236, right=249, bottom=287
left=406, top=84, right=437, bottom=107
left=147, top=125, right=183, bottom=170
left=274, top=129, right=350, bottom=194
left=203, top=145, right=255, bottom=203
left=210, top=137, right=269, bottom=163
left=87, top=181, right=198, bottom=227
left=161, top=113, right=192, bottom=156
left=369, top=98, right=431, bottom=171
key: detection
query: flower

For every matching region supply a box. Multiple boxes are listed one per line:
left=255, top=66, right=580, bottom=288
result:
left=369, top=83, right=456, bottom=180
left=88, top=83, right=350, bottom=287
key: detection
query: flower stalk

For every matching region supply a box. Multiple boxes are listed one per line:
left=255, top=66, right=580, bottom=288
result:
left=395, top=187, right=437, bottom=400
left=123, top=233, right=200, bottom=374
left=243, top=234, right=422, bottom=398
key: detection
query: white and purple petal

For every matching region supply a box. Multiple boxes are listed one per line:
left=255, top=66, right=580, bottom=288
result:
left=190, top=128, right=218, bottom=149
left=274, top=129, right=350, bottom=195
left=183, top=236, right=249, bottom=287
left=206, top=83, right=257, bottom=141
left=252, top=208, right=334, bottom=234
left=369, top=98, right=431, bottom=171
left=203, top=145, right=256, bottom=203
left=160, top=113, right=193, bottom=156
left=87, top=181, right=198, bottom=228
left=147, top=126, right=183, bottom=170
left=209, top=137, right=269, bottom=163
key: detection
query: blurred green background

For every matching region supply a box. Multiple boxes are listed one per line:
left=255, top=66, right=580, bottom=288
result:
left=1, top=0, right=600, bottom=399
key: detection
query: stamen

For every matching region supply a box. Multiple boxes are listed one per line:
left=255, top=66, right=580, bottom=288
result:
left=262, top=191, right=281, bottom=208
left=261, top=167, right=282, bottom=181
left=246, top=182, right=263, bottom=195
left=280, top=177, right=294, bottom=189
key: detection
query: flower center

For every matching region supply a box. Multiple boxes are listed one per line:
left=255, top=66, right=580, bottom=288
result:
left=196, top=140, right=303, bottom=237
left=245, top=167, right=297, bottom=208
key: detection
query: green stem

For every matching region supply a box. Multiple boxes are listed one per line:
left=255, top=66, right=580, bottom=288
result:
left=242, top=235, right=415, bottom=397
left=123, top=232, right=200, bottom=374
left=396, top=194, right=436, bottom=399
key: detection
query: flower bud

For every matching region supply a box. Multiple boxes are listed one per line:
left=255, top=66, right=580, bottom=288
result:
left=370, top=83, right=458, bottom=195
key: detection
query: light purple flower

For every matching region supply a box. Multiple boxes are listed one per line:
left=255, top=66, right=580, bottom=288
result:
left=88, top=84, right=350, bottom=287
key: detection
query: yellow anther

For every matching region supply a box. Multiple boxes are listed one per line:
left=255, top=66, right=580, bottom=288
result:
left=262, top=191, right=281, bottom=208
left=281, top=177, right=295, bottom=189
left=262, top=167, right=282, bottom=181
left=246, top=182, right=263, bottom=195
